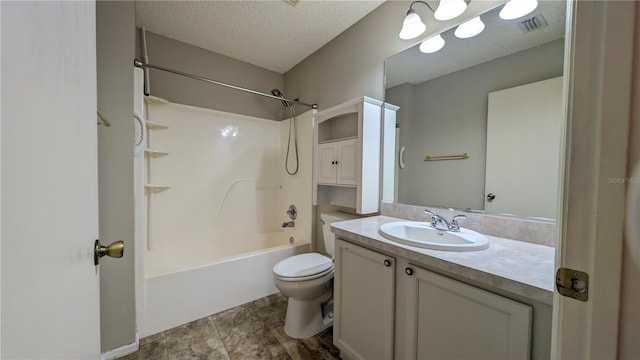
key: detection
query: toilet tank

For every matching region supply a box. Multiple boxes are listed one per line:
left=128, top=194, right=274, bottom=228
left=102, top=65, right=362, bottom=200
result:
left=320, top=212, right=359, bottom=257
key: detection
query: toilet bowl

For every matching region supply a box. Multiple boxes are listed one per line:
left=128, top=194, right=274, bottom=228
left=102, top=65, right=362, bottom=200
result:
left=272, top=211, right=357, bottom=338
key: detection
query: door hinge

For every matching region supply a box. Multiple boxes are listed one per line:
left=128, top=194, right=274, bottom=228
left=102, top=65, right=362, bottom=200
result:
left=556, top=267, right=589, bottom=302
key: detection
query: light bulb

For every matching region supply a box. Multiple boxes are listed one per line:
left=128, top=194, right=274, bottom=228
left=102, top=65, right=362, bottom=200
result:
left=399, top=9, right=427, bottom=40
left=499, top=0, right=538, bottom=20
left=434, top=0, right=467, bottom=21
left=454, top=16, right=485, bottom=39
left=419, top=34, right=445, bottom=54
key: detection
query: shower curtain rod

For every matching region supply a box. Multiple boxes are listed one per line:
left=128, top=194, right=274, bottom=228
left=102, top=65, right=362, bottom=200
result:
left=133, top=60, right=318, bottom=109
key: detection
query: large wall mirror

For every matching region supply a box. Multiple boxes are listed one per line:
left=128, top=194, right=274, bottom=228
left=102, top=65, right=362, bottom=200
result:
left=384, top=1, right=566, bottom=220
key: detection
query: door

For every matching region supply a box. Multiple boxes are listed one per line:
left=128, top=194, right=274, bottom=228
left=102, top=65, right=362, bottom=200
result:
left=553, top=0, right=636, bottom=358
left=397, top=261, right=531, bottom=359
left=336, top=138, right=357, bottom=185
left=485, top=77, right=563, bottom=219
left=334, top=239, right=395, bottom=360
left=317, top=142, right=337, bottom=184
left=1, top=2, right=101, bottom=359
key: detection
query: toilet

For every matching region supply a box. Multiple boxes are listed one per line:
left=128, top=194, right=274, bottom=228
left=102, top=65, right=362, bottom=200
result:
left=272, top=211, right=357, bottom=339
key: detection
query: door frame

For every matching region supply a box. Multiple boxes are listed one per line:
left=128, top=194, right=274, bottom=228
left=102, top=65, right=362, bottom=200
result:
left=552, top=0, right=636, bottom=358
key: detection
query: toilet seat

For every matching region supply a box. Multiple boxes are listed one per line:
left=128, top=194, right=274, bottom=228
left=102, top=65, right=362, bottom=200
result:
left=273, top=253, right=334, bottom=281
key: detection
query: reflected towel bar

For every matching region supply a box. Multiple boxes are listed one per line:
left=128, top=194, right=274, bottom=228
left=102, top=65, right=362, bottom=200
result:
left=97, top=109, right=111, bottom=127
left=424, top=153, right=470, bottom=161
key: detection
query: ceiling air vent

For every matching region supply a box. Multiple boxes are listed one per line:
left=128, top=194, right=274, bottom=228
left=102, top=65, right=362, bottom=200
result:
left=517, top=13, right=548, bottom=33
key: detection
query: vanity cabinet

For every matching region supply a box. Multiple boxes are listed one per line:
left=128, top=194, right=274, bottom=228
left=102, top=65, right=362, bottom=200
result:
left=334, top=239, right=395, bottom=360
left=313, top=97, right=398, bottom=214
left=317, top=138, right=357, bottom=185
left=395, top=257, right=532, bottom=359
left=334, top=239, right=532, bottom=360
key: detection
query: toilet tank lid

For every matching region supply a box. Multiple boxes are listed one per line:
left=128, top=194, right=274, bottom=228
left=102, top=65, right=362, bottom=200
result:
left=273, top=253, right=333, bottom=278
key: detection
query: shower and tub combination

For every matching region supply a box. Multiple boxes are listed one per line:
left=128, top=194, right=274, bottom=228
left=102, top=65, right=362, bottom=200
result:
left=132, top=65, right=318, bottom=337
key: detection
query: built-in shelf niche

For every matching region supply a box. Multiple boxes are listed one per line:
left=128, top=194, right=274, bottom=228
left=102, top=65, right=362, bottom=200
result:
left=313, top=96, right=398, bottom=214
left=318, top=112, right=359, bottom=144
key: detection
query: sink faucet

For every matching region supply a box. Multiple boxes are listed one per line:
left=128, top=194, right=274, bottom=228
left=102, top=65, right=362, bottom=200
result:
left=424, top=210, right=466, bottom=232
left=282, top=221, right=295, bottom=228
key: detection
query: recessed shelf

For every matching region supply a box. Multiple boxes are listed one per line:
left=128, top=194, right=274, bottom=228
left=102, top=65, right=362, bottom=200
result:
left=145, top=121, right=168, bottom=130
left=144, top=95, right=169, bottom=105
left=144, top=184, right=170, bottom=191
left=144, top=149, right=169, bottom=157
left=318, top=136, right=357, bottom=145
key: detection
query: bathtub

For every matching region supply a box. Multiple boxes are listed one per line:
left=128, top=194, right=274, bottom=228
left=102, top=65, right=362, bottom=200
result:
left=139, top=240, right=309, bottom=337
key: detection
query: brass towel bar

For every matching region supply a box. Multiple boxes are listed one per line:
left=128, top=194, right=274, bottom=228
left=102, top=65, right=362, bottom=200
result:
left=424, top=153, right=470, bottom=161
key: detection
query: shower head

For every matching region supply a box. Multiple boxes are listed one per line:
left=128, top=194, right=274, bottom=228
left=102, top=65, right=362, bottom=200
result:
left=271, top=88, right=292, bottom=108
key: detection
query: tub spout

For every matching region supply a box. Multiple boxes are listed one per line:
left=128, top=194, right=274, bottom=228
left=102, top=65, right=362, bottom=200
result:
left=282, top=221, right=295, bottom=228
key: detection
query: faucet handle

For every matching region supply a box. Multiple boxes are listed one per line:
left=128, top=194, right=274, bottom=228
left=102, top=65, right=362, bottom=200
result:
left=424, top=210, right=438, bottom=228
left=451, top=215, right=467, bottom=230
left=424, top=209, right=436, bottom=217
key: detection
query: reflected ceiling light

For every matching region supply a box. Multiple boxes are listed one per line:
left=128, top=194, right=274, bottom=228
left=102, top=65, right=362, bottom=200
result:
left=499, top=0, right=538, bottom=20
left=454, top=16, right=485, bottom=38
left=419, top=34, right=445, bottom=53
left=399, top=8, right=427, bottom=40
left=434, top=0, right=468, bottom=21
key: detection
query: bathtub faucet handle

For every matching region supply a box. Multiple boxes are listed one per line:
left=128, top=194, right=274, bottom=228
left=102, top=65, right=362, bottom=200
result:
left=286, top=205, right=297, bottom=220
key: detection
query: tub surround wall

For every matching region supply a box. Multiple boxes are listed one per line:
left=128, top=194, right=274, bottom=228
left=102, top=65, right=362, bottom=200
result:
left=142, top=102, right=314, bottom=276
left=137, top=99, right=315, bottom=337
left=381, top=202, right=556, bottom=247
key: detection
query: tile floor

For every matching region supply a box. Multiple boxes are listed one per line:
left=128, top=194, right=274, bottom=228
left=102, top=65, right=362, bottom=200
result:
left=118, top=293, right=341, bottom=360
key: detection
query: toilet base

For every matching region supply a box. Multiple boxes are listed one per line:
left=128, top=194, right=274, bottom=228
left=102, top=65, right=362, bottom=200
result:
left=283, top=288, right=333, bottom=339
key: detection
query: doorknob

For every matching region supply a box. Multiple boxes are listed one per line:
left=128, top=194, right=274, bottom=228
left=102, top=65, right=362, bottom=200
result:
left=94, top=239, right=124, bottom=265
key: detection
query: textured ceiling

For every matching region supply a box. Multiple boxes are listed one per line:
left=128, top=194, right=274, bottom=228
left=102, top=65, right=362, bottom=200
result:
left=135, top=0, right=384, bottom=74
left=386, top=0, right=566, bottom=89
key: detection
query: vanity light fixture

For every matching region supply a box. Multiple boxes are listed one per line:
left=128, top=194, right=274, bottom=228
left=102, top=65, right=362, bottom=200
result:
left=454, top=16, right=485, bottom=38
left=434, top=0, right=468, bottom=21
left=399, top=7, right=428, bottom=40
left=399, top=0, right=470, bottom=40
left=419, top=34, right=446, bottom=53
left=499, top=0, right=538, bottom=20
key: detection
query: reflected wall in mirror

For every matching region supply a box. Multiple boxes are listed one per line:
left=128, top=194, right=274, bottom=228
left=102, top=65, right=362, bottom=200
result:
left=384, top=1, right=566, bottom=219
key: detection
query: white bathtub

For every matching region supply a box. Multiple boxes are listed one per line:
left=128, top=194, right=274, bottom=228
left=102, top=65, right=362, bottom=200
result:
left=139, top=241, right=309, bottom=337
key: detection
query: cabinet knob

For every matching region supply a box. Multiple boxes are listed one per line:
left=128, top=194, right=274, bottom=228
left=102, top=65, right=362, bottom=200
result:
left=405, top=267, right=413, bottom=276
left=384, top=259, right=391, bottom=267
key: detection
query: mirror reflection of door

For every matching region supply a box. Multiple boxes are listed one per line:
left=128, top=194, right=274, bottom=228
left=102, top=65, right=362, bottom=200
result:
left=484, top=76, right=564, bottom=219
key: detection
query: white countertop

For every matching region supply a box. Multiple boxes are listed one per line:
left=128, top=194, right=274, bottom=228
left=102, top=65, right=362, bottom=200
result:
left=331, top=215, right=555, bottom=305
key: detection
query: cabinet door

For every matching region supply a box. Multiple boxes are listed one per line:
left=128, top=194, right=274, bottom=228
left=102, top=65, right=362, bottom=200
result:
left=336, top=139, right=357, bottom=185
left=317, top=142, right=337, bottom=184
left=334, top=239, right=395, bottom=360
left=398, top=263, right=532, bottom=360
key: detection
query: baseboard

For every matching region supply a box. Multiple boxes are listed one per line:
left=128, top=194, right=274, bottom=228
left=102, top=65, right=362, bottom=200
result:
left=100, top=333, right=139, bottom=360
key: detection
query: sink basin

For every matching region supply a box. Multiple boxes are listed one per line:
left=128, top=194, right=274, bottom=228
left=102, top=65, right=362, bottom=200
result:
left=378, top=221, right=489, bottom=251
